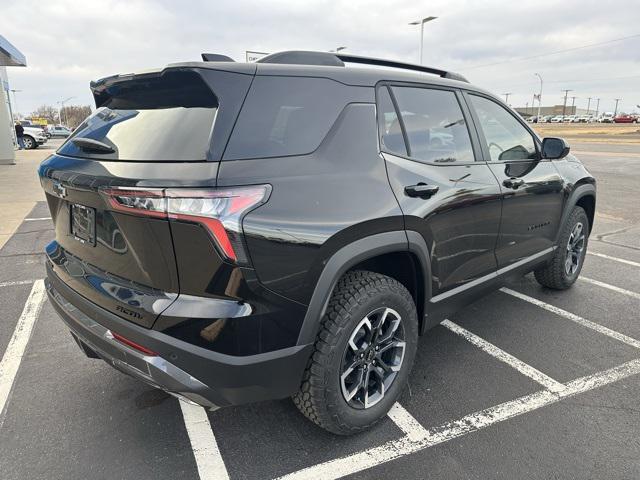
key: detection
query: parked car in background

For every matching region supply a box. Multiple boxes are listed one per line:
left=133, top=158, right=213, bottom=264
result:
left=48, top=125, right=73, bottom=137
left=565, top=115, right=578, bottom=123
left=541, top=115, right=553, bottom=123
left=21, top=126, right=48, bottom=149
left=599, top=113, right=615, bottom=123
left=577, top=115, right=591, bottom=123
left=550, top=115, right=564, bottom=123
left=614, top=114, right=638, bottom=123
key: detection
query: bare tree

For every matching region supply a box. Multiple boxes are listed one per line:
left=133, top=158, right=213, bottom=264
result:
left=60, top=105, right=92, bottom=129
left=29, top=104, right=92, bottom=128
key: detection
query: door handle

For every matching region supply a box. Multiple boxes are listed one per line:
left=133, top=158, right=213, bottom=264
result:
left=404, top=183, right=439, bottom=199
left=503, top=178, right=525, bottom=189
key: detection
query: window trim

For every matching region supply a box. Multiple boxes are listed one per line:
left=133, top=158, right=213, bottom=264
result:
left=375, top=81, right=482, bottom=166
left=461, top=91, right=543, bottom=164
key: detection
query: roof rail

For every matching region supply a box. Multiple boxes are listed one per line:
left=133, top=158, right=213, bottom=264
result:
left=256, top=51, right=344, bottom=67
left=201, top=53, right=235, bottom=62
left=336, top=53, right=468, bottom=83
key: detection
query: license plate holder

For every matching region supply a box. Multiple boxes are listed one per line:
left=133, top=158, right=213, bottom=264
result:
left=70, top=203, right=96, bottom=246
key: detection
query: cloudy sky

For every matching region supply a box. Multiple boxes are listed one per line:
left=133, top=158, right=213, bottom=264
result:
left=3, top=0, right=639, bottom=115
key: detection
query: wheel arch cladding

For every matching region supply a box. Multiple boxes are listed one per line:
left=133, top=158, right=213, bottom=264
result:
left=296, top=230, right=431, bottom=345
left=562, top=182, right=596, bottom=237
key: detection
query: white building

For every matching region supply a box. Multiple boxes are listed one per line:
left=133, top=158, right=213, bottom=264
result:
left=0, top=35, right=27, bottom=165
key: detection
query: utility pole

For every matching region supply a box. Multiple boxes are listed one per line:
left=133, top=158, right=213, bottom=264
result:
left=595, top=98, right=601, bottom=118
left=614, top=98, right=621, bottom=116
left=570, top=96, right=577, bottom=115
left=502, top=92, right=511, bottom=104
left=526, top=102, right=529, bottom=115
left=561, top=89, right=572, bottom=116
left=586, top=97, right=592, bottom=115
left=535, top=73, right=543, bottom=120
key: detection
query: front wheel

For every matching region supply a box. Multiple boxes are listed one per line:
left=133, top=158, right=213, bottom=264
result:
left=535, top=206, right=589, bottom=289
left=22, top=135, right=35, bottom=149
left=293, top=270, right=418, bottom=435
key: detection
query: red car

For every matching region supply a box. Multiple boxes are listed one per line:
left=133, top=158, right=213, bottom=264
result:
left=613, top=114, right=638, bottom=123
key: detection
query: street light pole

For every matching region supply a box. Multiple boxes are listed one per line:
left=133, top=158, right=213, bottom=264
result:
left=57, top=96, right=75, bottom=126
left=502, top=92, right=511, bottom=104
left=570, top=96, right=577, bottom=115
left=9, top=89, right=21, bottom=119
left=409, top=16, right=438, bottom=64
left=595, top=98, right=601, bottom=118
left=586, top=97, right=592, bottom=115
left=535, top=73, right=543, bottom=120
left=330, top=46, right=347, bottom=53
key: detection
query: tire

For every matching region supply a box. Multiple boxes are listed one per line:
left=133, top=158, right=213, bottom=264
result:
left=22, top=135, right=35, bottom=150
left=293, top=270, right=418, bottom=435
left=535, top=206, right=589, bottom=289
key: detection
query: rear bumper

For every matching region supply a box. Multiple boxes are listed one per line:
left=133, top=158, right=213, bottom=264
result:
left=46, top=269, right=313, bottom=408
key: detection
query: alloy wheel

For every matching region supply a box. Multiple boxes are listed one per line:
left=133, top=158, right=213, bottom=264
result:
left=340, top=307, right=406, bottom=409
left=565, top=221, right=585, bottom=275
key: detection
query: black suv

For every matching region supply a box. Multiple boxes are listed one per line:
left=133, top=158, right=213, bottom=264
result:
left=39, top=51, right=596, bottom=435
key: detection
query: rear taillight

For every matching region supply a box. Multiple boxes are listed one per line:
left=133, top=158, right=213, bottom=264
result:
left=100, top=185, right=270, bottom=264
left=109, top=331, right=157, bottom=356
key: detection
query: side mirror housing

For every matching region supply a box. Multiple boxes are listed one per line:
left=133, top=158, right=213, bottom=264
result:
left=541, top=137, right=570, bottom=159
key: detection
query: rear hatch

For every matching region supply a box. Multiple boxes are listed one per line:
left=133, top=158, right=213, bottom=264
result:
left=40, top=66, right=254, bottom=327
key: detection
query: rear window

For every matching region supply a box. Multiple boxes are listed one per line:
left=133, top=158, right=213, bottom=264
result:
left=58, top=71, right=218, bottom=161
left=223, top=76, right=349, bottom=160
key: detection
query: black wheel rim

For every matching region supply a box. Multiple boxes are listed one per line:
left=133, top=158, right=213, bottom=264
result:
left=340, top=307, right=406, bottom=409
left=565, top=221, right=585, bottom=276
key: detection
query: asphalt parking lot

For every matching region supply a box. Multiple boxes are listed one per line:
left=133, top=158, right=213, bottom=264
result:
left=1, top=137, right=639, bottom=479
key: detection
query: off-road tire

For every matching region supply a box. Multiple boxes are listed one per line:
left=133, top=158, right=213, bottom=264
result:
left=293, top=270, right=418, bottom=435
left=535, top=206, right=589, bottom=289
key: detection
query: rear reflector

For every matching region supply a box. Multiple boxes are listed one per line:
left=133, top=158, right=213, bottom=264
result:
left=100, top=185, right=270, bottom=264
left=110, top=331, right=157, bottom=356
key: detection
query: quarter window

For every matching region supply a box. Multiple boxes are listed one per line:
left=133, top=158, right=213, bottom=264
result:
left=377, top=87, right=407, bottom=156
left=468, top=95, right=537, bottom=162
left=390, top=86, right=474, bottom=163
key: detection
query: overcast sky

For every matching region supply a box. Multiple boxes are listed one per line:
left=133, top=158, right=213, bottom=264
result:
left=3, top=0, right=639, bottom=115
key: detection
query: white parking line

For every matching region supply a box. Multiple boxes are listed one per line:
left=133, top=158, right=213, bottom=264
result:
left=581, top=277, right=640, bottom=301
left=0, top=280, right=36, bottom=288
left=501, top=287, right=640, bottom=350
left=442, top=320, right=565, bottom=393
left=23, top=217, right=52, bottom=222
left=277, top=359, right=640, bottom=480
left=588, top=251, right=640, bottom=268
left=180, top=401, right=230, bottom=480
left=386, top=403, right=429, bottom=441
left=0, top=280, right=46, bottom=425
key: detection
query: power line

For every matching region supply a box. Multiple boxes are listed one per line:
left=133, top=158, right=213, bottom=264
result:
left=466, top=33, right=640, bottom=70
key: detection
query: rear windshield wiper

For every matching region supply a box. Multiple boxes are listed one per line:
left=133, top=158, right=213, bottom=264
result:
left=71, top=137, right=115, bottom=154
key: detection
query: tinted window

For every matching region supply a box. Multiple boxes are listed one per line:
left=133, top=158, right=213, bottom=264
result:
left=469, top=95, right=537, bottom=161
left=377, top=86, right=407, bottom=156
left=58, top=71, right=218, bottom=161
left=390, top=86, right=474, bottom=163
left=224, top=76, right=349, bottom=160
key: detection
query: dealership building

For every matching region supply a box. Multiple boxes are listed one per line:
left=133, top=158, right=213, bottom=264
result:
left=1, top=35, right=26, bottom=165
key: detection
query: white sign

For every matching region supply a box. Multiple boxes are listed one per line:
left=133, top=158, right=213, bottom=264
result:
left=245, top=51, right=269, bottom=63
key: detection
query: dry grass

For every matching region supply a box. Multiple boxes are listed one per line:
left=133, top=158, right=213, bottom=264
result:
left=532, top=123, right=640, bottom=143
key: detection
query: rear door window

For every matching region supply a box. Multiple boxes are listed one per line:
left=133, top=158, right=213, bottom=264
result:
left=58, top=70, right=218, bottom=161
left=223, top=76, right=350, bottom=160
left=390, top=86, right=475, bottom=163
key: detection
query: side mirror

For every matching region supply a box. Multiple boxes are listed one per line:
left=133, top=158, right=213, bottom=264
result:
left=541, top=137, right=570, bottom=159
